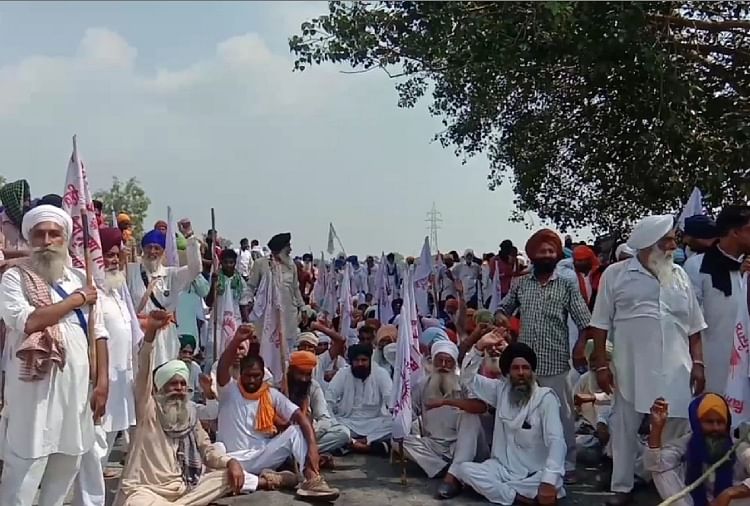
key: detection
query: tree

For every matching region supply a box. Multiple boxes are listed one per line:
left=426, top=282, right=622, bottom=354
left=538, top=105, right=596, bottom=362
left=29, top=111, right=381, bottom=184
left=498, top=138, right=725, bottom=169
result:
left=290, top=2, right=750, bottom=235
left=93, top=177, right=151, bottom=237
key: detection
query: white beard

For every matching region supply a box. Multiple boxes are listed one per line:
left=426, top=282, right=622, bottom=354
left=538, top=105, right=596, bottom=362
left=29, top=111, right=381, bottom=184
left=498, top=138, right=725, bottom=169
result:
left=425, top=370, right=459, bottom=399
left=647, top=245, right=675, bottom=287
left=142, top=256, right=163, bottom=274
left=104, top=270, right=126, bottom=292
left=155, top=394, right=190, bottom=431
left=30, top=246, right=69, bottom=285
left=483, top=356, right=501, bottom=375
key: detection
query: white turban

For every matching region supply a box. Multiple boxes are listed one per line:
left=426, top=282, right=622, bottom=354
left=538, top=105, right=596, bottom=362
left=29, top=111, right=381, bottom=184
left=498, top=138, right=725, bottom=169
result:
left=154, top=360, right=190, bottom=391
left=21, top=205, right=73, bottom=242
left=315, top=332, right=331, bottom=345
left=383, top=342, right=398, bottom=367
left=431, top=340, right=459, bottom=362
left=296, top=331, right=319, bottom=348
left=615, top=243, right=635, bottom=260
left=627, top=215, right=674, bottom=251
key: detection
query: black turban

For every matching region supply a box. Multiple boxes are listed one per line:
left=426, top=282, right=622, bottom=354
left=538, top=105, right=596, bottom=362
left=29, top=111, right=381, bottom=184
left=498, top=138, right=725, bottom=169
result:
left=267, top=232, right=291, bottom=253
left=684, top=215, right=717, bottom=240
left=347, top=343, right=373, bottom=363
left=499, top=342, right=537, bottom=376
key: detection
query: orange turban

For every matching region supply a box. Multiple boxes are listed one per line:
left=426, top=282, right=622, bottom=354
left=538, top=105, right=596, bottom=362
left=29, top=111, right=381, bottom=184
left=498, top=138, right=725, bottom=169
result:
left=289, top=351, right=318, bottom=374
left=697, top=393, right=728, bottom=423
left=365, top=318, right=381, bottom=331
left=525, top=229, right=563, bottom=260
left=445, top=299, right=459, bottom=312
left=573, top=245, right=599, bottom=266
left=117, top=213, right=131, bottom=225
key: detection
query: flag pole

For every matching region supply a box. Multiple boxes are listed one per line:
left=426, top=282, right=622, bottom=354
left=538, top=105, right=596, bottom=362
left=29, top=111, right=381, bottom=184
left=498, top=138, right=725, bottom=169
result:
left=210, top=208, right=219, bottom=364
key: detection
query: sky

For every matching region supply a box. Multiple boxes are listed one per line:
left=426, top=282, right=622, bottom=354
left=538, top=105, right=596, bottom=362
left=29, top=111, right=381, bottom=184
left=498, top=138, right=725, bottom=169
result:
left=0, top=1, right=578, bottom=257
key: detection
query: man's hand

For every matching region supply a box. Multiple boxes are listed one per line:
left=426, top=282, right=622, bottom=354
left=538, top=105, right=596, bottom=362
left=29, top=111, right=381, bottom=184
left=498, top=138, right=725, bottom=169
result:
left=142, top=310, right=172, bottom=341
left=75, top=286, right=98, bottom=307
left=537, top=482, right=557, bottom=505
left=90, top=385, right=107, bottom=420
left=574, top=393, right=596, bottom=406
left=476, top=330, right=506, bottom=352
left=650, top=398, right=669, bottom=430
left=199, top=374, right=215, bottom=399
left=178, top=219, right=194, bottom=238
left=307, top=446, right=321, bottom=475
left=454, top=279, right=464, bottom=296
left=233, top=324, right=254, bottom=343
left=571, top=338, right=588, bottom=371
left=691, top=363, right=706, bottom=396
left=424, top=399, right=445, bottom=410
left=226, top=459, right=245, bottom=495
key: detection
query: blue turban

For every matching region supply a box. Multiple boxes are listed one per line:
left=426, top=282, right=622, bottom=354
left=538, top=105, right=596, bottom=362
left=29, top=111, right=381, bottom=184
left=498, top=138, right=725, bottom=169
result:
left=673, top=247, right=686, bottom=265
left=142, top=229, right=166, bottom=249
left=419, top=326, right=449, bottom=349
left=347, top=255, right=359, bottom=269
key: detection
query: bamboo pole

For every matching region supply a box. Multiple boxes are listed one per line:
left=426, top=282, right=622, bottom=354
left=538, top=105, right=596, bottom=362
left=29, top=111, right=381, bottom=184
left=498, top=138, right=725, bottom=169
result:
left=210, top=208, right=219, bottom=364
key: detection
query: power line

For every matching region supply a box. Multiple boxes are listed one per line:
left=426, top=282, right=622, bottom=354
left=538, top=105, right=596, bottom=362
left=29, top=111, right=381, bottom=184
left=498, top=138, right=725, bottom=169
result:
left=425, top=202, right=443, bottom=252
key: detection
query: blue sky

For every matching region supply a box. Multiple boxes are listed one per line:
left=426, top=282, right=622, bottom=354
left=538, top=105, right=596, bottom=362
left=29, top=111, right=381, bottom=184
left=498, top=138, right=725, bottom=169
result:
left=0, top=1, right=579, bottom=256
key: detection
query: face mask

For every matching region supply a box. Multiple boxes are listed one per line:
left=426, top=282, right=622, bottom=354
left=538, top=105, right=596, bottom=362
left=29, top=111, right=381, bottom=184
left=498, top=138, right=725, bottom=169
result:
left=533, top=259, right=557, bottom=275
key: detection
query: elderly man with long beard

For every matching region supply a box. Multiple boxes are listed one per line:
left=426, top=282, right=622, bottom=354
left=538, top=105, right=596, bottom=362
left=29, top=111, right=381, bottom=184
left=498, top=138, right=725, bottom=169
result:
left=496, top=228, right=591, bottom=479
left=214, top=326, right=339, bottom=499
left=0, top=205, right=109, bottom=506
left=326, top=344, right=394, bottom=455
left=590, top=214, right=707, bottom=506
left=126, top=223, right=201, bottom=368
left=114, top=310, right=252, bottom=505
left=449, top=337, right=566, bottom=505
left=73, top=227, right=139, bottom=506
left=400, top=340, right=488, bottom=499
left=282, top=351, right=350, bottom=457
left=646, top=395, right=750, bottom=506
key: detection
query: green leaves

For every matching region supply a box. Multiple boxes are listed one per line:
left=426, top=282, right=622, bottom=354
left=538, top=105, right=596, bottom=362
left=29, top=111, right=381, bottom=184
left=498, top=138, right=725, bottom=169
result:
left=290, top=1, right=750, bottom=236
left=93, top=177, right=151, bottom=238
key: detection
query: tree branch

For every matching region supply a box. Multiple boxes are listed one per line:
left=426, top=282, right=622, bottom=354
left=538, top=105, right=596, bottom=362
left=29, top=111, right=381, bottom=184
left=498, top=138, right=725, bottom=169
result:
left=648, top=13, right=750, bottom=33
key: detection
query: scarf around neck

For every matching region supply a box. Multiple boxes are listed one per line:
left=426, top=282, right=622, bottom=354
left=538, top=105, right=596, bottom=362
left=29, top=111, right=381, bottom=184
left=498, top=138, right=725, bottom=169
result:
left=496, top=380, right=551, bottom=432
left=238, top=381, right=278, bottom=436
left=158, top=401, right=202, bottom=488
left=699, top=245, right=742, bottom=296
left=217, top=271, right=243, bottom=300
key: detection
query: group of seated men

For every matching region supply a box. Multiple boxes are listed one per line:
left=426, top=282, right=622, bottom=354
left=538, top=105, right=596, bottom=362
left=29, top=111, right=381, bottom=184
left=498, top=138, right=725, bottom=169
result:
left=115, top=309, right=750, bottom=506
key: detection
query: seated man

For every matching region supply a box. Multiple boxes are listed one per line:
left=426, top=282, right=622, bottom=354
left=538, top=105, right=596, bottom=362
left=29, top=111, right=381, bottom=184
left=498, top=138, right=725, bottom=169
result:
left=373, top=324, right=397, bottom=376
left=215, top=326, right=339, bottom=499
left=646, top=395, right=750, bottom=506
left=283, top=350, right=350, bottom=456
left=573, top=341, right=613, bottom=461
left=295, top=324, right=346, bottom=388
left=114, top=310, right=251, bottom=506
left=326, top=344, right=393, bottom=454
left=449, top=336, right=566, bottom=505
left=401, top=340, right=488, bottom=499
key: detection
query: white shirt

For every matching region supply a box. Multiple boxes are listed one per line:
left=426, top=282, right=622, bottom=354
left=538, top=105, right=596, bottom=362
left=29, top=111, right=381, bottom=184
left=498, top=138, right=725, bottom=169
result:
left=99, top=287, right=137, bottom=433
left=0, top=266, right=109, bottom=459
left=217, top=379, right=298, bottom=453
left=453, top=262, right=482, bottom=300
left=236, top=248, right=253, bottom=278
left=590, top=257, right=706, bottom=417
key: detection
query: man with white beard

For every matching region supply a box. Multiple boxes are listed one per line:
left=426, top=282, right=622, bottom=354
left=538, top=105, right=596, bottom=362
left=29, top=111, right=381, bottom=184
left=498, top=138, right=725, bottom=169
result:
left=589, top=214, right=707, bottom=506
left=126, top=223, right=201, bottom=368
left=449, top=337, right=566, bottom=505
left=114, top=310, right=257, bottom=505
left=73, top=227, right=139, bottom=506
left=401, top=340, right=487, bottom=499
left=0, top=205, right=110, bottom=506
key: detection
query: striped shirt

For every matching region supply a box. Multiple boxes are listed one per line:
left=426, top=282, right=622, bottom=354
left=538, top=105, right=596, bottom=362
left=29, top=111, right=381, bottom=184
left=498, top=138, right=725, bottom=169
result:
left=499, top=271, right=591, bottom=376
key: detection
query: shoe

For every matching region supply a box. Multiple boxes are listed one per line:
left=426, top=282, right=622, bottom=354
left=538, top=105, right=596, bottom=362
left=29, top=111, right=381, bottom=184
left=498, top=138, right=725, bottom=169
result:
left=605, top=492, right=633, bottom=506
left=436, top=481, right=462, bottom=500
left=564, top=471, right=578, bottom=485
left=259, top=469, right=298, bottom=491
left=296, top=474, right=340, bottom=501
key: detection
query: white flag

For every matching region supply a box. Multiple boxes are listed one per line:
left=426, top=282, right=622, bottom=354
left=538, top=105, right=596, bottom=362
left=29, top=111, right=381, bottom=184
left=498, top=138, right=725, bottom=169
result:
left=391, top=268, right=423, bottom=439
left=312, top=253, right=326, bottom=307
left=677, top=187, right=704, bottom=230
left=218, top=285, right=237, bottom=357
left=327, top=223, right=336, bottom=255
left=725, top=279, right=750, bottom=428
left=339, top=263, right=353, bottom=343
left=62, top=136, right=105, bottom=285
left=488, top=258, right=503, bottom=314
left=165, top=206, right=179, bottom=267
left=255, top=270, right=284, bottom=382
left=414, top=237, right=433, bottom=316
left=376, top=252, right=393, bottom=324
left=323, top=261, right=338, bottom=317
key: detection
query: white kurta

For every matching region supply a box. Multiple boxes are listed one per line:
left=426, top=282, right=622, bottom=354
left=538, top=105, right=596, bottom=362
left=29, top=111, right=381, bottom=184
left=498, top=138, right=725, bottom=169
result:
left=454, top=348, right=566, bottom=505
left=99, top=288, right=137, bottom=434
left=590, top=257, right=706, bottom=417
left=0, top=266, right=108, bottom=459
left=684, top=251, right=744, bottom=394
left=325, top=365, right=393, bottom=444
left=126, top=236, right=201, bottom=368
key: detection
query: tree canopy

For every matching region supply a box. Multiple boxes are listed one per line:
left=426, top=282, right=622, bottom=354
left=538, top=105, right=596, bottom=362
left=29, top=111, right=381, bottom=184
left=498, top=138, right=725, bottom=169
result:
left=290, top=1, right=750, bottom=235
left=93, top=177, right=151, bottom=237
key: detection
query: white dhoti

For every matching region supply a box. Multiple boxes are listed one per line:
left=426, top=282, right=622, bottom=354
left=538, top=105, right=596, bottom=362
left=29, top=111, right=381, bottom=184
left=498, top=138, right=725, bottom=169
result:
left=0, top=450, right=82, bottom=506
left=214, top=425, right=307, bottom=492
left=537, top=372, right=577, bottom=472
left=316, top=422, right=351, bottom=455
left=338, top=416, right=392, bottom=445
left=453, top=458, right=565, bottom=505
left=402, top=413, right=485, bottom=478
left=71, top=425, right=110, bottom=506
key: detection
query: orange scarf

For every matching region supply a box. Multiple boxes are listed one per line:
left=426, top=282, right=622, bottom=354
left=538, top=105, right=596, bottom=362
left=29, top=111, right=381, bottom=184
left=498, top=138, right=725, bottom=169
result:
left=238, top=382, right=277, bottom=436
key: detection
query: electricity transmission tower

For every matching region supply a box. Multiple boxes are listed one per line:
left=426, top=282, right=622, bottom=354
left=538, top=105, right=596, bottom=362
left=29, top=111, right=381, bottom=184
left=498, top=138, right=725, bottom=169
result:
left=426, top=202, right=443, bottom=252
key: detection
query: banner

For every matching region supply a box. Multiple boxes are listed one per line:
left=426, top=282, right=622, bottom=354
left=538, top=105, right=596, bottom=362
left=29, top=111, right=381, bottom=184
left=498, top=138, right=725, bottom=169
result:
left=62, top=136, right=105, bottom=284
left=414, top=236, right=432, bottom=316
left=488, top=259, right=503, bottom=314
left=218, top=285, right=237, bottom=356
left=255, top=268, right=284, bottom=382
left=376, top=252, right=393, bottom=324
left=327, top=222, right=336, bottom=255
left=339, top=263, right=353, bottom=343
left=165, top=206, right=179, bottom=267
left=726, top=277, right=750, bottom=428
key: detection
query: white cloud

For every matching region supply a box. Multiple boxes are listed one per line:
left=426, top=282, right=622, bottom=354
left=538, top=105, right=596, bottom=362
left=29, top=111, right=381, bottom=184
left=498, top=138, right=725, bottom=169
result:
left=77, top=28, right=137, bottom=70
